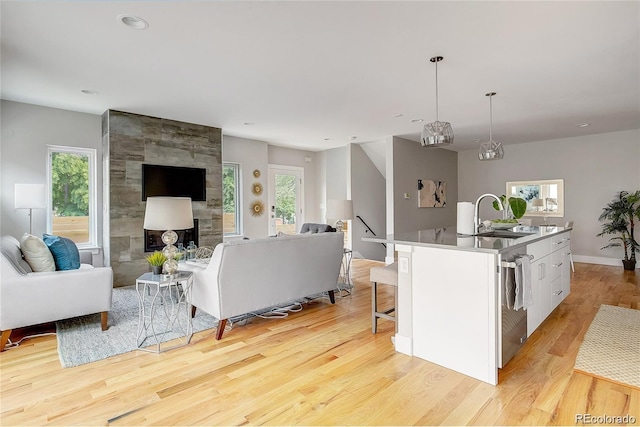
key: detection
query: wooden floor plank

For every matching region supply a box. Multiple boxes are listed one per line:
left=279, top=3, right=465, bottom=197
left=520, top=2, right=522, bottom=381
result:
left=0, top=260, right=638, bottom=425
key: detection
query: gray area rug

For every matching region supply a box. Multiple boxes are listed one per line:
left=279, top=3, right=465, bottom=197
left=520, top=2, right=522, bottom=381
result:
left=56, top=285, right=218, bottom=368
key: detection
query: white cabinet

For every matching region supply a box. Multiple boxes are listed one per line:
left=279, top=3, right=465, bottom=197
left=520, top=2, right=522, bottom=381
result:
left=527, top=238, right=551, bottom=336
left=527, top=231, right=571, bottom=336
left=561, top=237, right=572, bottom=298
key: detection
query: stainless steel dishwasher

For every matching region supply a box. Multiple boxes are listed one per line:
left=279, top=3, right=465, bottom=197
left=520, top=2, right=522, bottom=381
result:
left=498, top=248, right=529, bottom=368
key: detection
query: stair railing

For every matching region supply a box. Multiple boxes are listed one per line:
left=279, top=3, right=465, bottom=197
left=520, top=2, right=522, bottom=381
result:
left=355, top=215, right=386, bottom=249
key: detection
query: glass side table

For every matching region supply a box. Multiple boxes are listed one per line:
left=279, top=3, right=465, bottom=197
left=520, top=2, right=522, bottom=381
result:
left=337, top=248, right=353, bottom=295
left=135, top=270, right=194, bottom=353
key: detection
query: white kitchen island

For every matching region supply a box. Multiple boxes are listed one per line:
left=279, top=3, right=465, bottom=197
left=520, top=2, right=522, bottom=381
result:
left=363, top=225, right=572, bottom=385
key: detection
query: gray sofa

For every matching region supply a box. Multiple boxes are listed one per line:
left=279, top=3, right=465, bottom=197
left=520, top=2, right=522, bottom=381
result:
left=182, top=232, right=344, bottom=339
left=0, top=235, right=113, bottom=351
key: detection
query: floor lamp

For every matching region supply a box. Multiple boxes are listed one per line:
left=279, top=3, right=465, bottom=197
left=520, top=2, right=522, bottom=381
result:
left=143, top=197, right=194, bottom=275
left=15, top=184, right=46, bottom=235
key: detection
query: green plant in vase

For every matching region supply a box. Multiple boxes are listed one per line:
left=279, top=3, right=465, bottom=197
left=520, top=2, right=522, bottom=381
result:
left=146, top=251, right=167, bottom=275
left=492, top=195, right=527, bottom=224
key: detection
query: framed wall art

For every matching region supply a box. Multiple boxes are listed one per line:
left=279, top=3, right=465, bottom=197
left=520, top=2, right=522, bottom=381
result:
left=418, top=180, right=446, bottom=208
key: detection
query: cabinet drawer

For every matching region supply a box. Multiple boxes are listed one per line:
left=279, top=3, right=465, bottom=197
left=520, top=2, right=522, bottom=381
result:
left=551, top=232, right=570, bottom=251
left=551, top=276, right=564, bottom=310
left=548, top=250, right=563, bottom=281
left=527, top=238, right=551, bottom=262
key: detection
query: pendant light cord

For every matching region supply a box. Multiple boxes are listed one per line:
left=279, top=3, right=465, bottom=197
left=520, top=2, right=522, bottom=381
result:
left=434, top=59, right=439, bottom=122
left=489, top=93, right=493, bottom=142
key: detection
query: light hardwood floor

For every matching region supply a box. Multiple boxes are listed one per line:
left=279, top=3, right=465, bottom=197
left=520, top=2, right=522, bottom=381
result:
left=1, top=260, right=638, bottom=426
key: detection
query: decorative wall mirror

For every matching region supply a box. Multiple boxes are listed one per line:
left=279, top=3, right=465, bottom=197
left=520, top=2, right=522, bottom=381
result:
left=506, top=179, right=564, bottom=217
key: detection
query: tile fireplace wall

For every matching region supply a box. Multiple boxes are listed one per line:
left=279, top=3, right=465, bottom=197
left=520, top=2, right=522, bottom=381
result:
left=102, top=110, right=222, bottom=287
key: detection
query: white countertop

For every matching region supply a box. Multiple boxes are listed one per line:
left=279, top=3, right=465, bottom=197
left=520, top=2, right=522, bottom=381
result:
left=362, top=225, right=572, bottom=254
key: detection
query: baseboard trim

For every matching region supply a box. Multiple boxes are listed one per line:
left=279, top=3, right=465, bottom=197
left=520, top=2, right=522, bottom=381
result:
left=573, top=255, right=639, bottom=269
left=393, top=334, right=412, bottom=356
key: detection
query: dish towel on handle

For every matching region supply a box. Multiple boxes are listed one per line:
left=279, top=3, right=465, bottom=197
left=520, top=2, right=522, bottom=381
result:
left=514, top=255, right=533, bottom=311
left=503, top=264, right=516, bottom=310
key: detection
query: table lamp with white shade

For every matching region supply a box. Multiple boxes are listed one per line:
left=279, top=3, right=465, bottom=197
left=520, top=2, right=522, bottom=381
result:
left=143, top=197, right=194, bottom=275
left=326, top=199, right=354, bottom=233
left=15, top=184, right=46, bottom=235
left=531, top=198, right=544, bottom=212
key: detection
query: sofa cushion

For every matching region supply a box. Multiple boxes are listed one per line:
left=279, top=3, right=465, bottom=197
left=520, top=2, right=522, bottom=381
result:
left=43, top=234, right=80, bottom=271
left=299, top=223, right=335, bottom=233
left=20, top=233, right=56, bottom=272
left=1, top=235, right=33, bottom=274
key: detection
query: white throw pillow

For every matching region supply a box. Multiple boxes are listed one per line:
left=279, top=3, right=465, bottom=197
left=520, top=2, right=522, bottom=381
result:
left=20, top=233, right=56, bottom=272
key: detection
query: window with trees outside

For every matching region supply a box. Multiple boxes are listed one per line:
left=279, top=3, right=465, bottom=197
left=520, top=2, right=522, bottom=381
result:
left=47, top=146, right=97, bottom=248
left=223, top=163, right=241, bottom=236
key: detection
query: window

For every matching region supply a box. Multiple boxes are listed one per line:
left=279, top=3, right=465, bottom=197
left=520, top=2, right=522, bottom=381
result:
left=223, top=163, right=242, bottom=236
left=47, top=146, right=97, bottom=248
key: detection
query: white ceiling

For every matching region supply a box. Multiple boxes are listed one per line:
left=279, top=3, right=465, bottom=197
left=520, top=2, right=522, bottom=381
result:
left=2, top=1, right=639, bottom=152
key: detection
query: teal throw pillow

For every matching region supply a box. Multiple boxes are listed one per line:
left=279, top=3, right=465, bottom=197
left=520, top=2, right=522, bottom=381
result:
left=43, top=234, right=80, bottom=270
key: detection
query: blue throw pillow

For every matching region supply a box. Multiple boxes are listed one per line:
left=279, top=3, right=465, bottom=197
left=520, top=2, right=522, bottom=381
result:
left=43, top=234, right=80, bottom=270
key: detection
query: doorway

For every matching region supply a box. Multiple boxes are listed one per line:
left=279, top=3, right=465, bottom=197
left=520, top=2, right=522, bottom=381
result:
left=268, top=165, right=304, bottom=235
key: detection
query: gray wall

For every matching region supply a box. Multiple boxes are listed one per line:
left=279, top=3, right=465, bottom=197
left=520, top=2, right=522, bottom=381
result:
left=103, top=110, right=223, bottom=287
left=325, top=146, right=348, bottom=203
left=458, top=129, right=640, bottom=264
left=393, top=136, right=459, bottom=234
left=350, top=144, right=386, bottom=261
left=268, top=145, right=319, bottom=224
left=0, top=100, right=104, bottom=259
left=222, top=135, right=269, bottom=238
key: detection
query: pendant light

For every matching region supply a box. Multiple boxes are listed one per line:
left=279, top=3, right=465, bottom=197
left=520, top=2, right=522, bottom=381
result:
left=478, top=92, right=504, bottom=160
left=421, top=56, right=453, bottom=147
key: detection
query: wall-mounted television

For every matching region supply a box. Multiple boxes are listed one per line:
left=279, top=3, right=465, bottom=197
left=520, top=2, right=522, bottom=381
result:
left=142, top=164, right=206, bottom=201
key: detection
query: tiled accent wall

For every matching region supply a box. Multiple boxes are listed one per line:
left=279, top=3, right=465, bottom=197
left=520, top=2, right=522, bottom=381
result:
left=102, top=110, right=222, bottom=287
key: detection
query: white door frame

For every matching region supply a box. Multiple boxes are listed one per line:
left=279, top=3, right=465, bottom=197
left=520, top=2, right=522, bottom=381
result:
left=268, top=165, right=304, bottom=235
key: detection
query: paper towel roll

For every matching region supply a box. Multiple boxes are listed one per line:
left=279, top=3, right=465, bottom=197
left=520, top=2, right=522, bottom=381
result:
left=457, top=202, right=475, bottom=235
left=456, top=236, right=475, bottom=247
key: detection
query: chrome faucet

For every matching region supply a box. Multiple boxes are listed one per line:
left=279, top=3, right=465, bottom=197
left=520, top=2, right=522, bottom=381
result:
left=474, top=193, right=504, bottom=234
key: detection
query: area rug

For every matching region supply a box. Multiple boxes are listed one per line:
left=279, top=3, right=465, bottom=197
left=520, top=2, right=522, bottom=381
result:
left=574, top=304, right=640, bottom=389
left=56, top=285, right=219, bottom=368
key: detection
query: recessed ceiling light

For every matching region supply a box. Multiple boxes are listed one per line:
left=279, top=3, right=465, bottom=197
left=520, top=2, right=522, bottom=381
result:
left=243, top=122, right=255, bottom=126
left=472, top=139, right=480, bottom=143
left=323, top=138, right=332, bottom=141
left=349, top=136, right=357, bottom=140
left=576, top=123, right=590, bottom=128
left=80, top=89, right=99, bottom=95
left=117, top=14, right=149, bottom=29
left=411, top=119, right=424, bottom=123
left=393, top=114, right=404, bottom=118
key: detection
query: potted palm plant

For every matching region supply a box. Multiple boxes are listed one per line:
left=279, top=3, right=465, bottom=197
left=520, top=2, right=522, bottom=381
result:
left=146, top=251, right=167, bottom=275
left=597, top=190, right=640, bottom=271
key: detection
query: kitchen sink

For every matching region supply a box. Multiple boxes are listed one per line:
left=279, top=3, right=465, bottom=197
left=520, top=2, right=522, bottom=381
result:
left=476, top=231, right=535, bottom=239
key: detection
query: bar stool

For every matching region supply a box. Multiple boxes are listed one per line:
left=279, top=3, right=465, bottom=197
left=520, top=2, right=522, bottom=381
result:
left=565, top=220, right=575, bottom=272
left=370, top=262, right=398, bottom=333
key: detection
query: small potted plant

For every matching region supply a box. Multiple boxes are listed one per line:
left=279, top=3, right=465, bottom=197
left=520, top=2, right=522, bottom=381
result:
left=597, top=190, right=640, bottom=271
left=146, top=251, right=167, bottom=275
